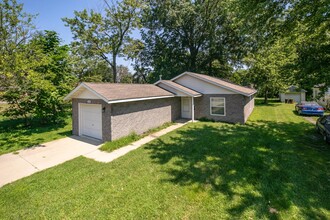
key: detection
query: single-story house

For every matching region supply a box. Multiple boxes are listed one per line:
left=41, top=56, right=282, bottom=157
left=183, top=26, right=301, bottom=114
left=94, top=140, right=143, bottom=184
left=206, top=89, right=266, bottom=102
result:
left=279, top=85, right=306, bottom=103
left=313, top=84, right=330, bottom=108
left=64, top=72, right=257, bottom=141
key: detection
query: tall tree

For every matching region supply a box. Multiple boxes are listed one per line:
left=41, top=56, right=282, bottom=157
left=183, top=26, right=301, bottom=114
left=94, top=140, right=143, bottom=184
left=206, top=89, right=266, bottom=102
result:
left=63, top=0, right=142, bottom=83
left=2, top=30, right=75, bottom=123
left=289, top=0, right=330, bottom=90
left=0, top=0, right=36, bottom=89
left=230, top=0, right=330, bottom=96
left=0, top=0, right=75, bottom=124
left=140, top=0, right=244, bottom=82
left=32, top=31, right=76, bottom=122
left=117, top=65, right=133, bottom=83
left=245, top=38, right=297, bottom=103
left=69, top=42, right=113, bottom=82
left=0, top=0, right=41, bottom=123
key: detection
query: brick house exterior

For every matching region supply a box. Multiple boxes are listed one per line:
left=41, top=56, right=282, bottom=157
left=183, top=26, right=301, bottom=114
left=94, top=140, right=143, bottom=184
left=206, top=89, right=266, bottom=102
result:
left=65, top=72, right=256, bottom=141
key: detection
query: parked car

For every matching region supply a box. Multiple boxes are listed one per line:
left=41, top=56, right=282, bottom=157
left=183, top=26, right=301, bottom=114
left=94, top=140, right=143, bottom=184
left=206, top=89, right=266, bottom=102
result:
left=295, top=101, right=325, bottom=116
left=316, top=115, right=330, bottom=143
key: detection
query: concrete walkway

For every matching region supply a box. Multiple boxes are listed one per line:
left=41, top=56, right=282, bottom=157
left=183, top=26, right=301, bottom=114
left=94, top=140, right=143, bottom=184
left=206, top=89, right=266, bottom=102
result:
left=0, top=136, right=102, bottom=187
left=84, top=122, right=187, bottom=162
left=0, top=121, right=187, bottom=187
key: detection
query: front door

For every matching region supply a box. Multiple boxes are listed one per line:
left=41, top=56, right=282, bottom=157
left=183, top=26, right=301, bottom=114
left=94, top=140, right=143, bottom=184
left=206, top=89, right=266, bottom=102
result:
left=181, top=97, right=192, bottom=119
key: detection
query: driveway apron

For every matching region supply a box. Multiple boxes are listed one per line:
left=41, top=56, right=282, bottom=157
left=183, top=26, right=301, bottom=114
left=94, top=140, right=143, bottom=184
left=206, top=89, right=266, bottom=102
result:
left=0, top=136, right=101, bottom=187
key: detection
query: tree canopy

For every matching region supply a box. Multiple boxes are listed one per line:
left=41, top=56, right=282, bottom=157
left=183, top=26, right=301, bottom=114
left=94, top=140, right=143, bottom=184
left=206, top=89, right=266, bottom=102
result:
left=0, top=0, right=76, bottom=123
left=139, top=0, right=245, bottom=82
left=63, top=0, right=142, bottom=83
left=1, top=0, right=329, bottom=115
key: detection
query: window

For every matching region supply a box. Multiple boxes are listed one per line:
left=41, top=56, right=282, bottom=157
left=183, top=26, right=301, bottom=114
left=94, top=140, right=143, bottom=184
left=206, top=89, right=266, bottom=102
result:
left=210, top=97, right=225, bottom=116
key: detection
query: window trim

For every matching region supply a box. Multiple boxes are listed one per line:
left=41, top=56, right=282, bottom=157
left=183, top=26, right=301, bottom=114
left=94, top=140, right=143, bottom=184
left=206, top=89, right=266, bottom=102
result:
left=210, top=97, right=226, bottom=116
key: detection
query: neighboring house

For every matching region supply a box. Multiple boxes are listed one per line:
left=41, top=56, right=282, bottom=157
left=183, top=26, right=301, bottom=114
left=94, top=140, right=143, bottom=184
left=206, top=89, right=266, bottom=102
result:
left=313, top=84, right=330, bottom=108
left=279, top=85, right=306, bottom=103
left=64, top=72, right=257, bottom=141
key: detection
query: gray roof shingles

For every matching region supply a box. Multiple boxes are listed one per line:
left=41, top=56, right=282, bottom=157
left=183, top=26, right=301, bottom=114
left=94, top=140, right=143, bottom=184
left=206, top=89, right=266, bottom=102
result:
left=84, top=83, right=174, bottom=102
left=79, top=72, right=256, bottom=102
left=158, top=80, right=201, bottom=96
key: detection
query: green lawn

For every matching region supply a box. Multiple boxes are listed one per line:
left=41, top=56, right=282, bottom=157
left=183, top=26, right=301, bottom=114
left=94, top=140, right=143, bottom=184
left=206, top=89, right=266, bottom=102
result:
left=0, top=105, right=72, bottom=155
left=0, top=102, right=329, bottom=219
left=100, top=122, right=174, bottom=152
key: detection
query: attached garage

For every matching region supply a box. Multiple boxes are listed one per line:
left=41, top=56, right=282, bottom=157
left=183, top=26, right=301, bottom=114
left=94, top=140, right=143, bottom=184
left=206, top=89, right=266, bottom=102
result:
left=64, top=82, right=179, bottom=142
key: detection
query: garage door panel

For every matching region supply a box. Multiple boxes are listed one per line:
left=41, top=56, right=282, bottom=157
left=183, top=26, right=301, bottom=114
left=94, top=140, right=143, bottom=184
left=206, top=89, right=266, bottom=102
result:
left=79, top=104, right=102, bottom=140
left=286, top=94, right=301, bottom=103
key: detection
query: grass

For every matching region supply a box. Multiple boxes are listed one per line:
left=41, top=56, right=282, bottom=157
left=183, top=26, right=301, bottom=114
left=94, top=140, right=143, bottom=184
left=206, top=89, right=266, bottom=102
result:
left=0, top=102, right=329, bottom=219
left=100, top=122, right=174, bottom=152
left=0, top=104, right=72, bottom=155
left=100, top=132, right=140, bottom=152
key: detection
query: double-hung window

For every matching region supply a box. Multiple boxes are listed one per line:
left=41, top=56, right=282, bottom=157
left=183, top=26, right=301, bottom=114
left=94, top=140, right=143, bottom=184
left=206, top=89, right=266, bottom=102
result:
left=210, top=97, right=225, bottom=116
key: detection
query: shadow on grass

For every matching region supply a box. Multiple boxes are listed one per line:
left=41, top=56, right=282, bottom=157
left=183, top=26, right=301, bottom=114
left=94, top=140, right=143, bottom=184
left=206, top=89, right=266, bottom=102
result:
left=255, top=98, right=281, bottom=106
left=0, top=117, right=71, bottom=154
left=145, top=121, right=330, bottom=219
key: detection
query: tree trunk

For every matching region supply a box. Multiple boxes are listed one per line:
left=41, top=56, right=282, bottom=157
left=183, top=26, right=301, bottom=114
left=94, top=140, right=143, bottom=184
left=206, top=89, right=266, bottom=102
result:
left=189, top=47, right=198, bottom=72
left=264, top=89, right=268, bottom=104
left=112, top=55, right=117, bottom=83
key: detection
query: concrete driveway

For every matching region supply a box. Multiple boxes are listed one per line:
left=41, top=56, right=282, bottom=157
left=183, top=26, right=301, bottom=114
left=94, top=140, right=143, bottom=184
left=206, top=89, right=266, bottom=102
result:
left=0, top=136, right=102, bottom=187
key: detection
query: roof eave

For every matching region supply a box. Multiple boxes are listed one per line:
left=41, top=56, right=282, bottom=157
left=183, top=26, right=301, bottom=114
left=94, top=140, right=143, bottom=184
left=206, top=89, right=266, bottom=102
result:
left=171, top=72, right=256, bottom=96
left=107, top=95, right=175, bottom=104
left=63, top=82, right=109, bottom=102
left=170, top=71, right=191, bottom=81
left=157, top=80, right=201, bottom=97
left=190, top=73, right=257, bottom=96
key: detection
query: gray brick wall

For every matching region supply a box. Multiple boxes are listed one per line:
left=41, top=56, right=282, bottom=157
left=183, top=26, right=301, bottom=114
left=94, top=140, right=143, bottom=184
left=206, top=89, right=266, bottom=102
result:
left=194, top=94, right=245, bottom=124
left=110, top=97, right=180, bottom=140
left=71, top=94, right=253, bottom=141
left=71, top=99, right=111, bottom=141
left=243, top=96, right=255, bottom=123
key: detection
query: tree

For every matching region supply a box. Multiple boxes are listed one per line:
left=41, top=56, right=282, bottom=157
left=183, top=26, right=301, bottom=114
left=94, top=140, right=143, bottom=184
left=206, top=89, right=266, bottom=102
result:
left=289, top=1, right=330, bottom=90
left=0, top=1, right=75, bottom=124
left=117, top=65, right=133, bottom=83
left=63, top=0, right=142, bottom=83
left=0, top=0, right=41, bottom=123
left=229, top=0, right=330, bottom=95
left=139, top=0, right=244, bottom=82
left=2, top=30, right=75, bottom=124
left=69, top=42, right=113, bottom=82
left=0, top=0, right=35, bottom=89
left=245, top=38, right=297, bottom=103
left=31, top=31, right=76, bottom=122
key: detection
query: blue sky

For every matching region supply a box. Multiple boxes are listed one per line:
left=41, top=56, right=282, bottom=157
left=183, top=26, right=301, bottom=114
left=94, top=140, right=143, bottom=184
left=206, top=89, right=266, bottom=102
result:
left=20, top=0, right=135, bottom=70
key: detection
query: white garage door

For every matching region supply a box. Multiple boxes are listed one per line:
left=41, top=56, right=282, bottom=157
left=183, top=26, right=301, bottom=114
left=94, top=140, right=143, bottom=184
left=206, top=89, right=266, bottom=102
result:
left=79, top=104, right=102, bottom=140
left=286, top=94, right=301, bottom=103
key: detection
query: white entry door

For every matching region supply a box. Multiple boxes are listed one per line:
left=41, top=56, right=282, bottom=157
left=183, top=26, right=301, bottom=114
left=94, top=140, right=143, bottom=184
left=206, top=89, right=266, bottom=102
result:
left=181, top=97, right=192, bottom=119
left=79, top=104, right=102, bottom=140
